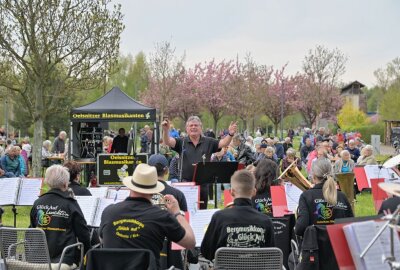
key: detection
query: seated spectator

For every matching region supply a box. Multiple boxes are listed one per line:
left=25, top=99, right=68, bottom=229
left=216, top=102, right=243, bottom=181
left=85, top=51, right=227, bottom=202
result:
left=281, top=148, right=302, bottom=175
left=346, top=139, right=360, bottom=163
left=379, top=194, right=400, bottom=215
left=274, top=137, right=285, bottom=164
left=245, top=136, right=256, bottom=153
left=231, top=134, right=255, bottom=165
left=357, top=145, right=377, bottom=165
left=254, top=143, right=266, bottom=161
left=334, top=150, right=355, bottom=174
left=264, top=146, right=278, bottom=164
left=300, top=138, right=314, bottom=166
left=211, top=146, right=235, bottom=162
left=295, top=158, right=353, bottom=237
left=41, top=140, right=52, bottom=167
left=252, top=159, right=279, bottom=215
left=16, top=146, right=27, bottom=176
left=30, top=165, right=91, bottom=269
left=321, top=140, right=335, bottom=162
left=201, top=170, right=275, bottom=261
left=333, top=145, right=344, bottom=162
left=282, top=137, right=293, bottom=154
left=0, top=146, right=22, bottom=177
left=64, top=161, right=91, bottom=196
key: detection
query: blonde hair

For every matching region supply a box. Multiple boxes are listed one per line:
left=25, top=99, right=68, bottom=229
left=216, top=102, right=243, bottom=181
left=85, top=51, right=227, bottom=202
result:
left=231, top=170, right=255, bottom=197
left=312, top=158, right=337, bottom=205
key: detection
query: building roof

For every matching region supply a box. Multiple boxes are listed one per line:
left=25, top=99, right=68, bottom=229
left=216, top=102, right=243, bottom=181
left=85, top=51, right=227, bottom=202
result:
left=341, top=80, right=365, bottom=92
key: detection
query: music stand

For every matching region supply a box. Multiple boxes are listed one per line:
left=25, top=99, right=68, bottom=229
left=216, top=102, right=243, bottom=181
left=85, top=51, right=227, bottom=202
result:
left=192, top=162, right=240, bottom=209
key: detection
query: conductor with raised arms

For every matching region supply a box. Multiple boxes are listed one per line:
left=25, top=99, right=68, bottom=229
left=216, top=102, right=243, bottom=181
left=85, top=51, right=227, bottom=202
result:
left=162, top=116, right=238, bottom=209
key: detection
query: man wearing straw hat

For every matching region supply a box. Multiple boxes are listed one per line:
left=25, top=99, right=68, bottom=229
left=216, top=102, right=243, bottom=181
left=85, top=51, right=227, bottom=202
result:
left=99, top=163, right=196, bottom=268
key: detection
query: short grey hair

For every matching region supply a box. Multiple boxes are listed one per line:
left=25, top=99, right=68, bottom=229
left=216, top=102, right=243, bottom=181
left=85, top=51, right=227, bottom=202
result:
left=59, top=131, right=67, bottom=137
left=186, top=116, right=202, bottom=127
left=45, top=165, right=70, bottom=189
left=341, top=149, right=350, bottom=157
left=43, top=140, right=52, bottom=148
left=286, top=148, right=296, bottom=157
left=364, top=144, right=373, bottom=151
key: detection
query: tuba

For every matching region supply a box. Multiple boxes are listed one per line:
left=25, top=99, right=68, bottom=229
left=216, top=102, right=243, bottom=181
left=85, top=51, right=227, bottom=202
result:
left=151, top=193, right=167, bottom=210
left=279, top=159, right=312, bottom=191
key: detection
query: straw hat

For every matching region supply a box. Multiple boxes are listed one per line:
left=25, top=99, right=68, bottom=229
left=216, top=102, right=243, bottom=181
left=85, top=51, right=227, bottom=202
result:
left=123, top=163, right=164, bottom=194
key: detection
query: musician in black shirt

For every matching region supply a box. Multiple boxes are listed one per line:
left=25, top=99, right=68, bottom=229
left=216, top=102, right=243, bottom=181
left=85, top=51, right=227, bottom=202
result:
left=295, top=158, right=353, bottom=237
left=201, top=170, right=275, bottom=261
left=64, top=161, right=91, bottom=196
left=99, top=164, right=195, bottom=269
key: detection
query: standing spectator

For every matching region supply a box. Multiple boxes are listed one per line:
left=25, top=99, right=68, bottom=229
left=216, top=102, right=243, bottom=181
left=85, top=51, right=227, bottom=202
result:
left=0, top=146, right=22, bottom=177
left=139, top=128, right=148, bottom=153
left=144, top=125, right=153, bottom=152
left=288, top=128, right=295, bottom=141
left=20, top=145, right=29, bottom=176
left=253, top=131, right=263, bottom=146
left=336, top=129, right=345, bottom=144
left=302, top=128, right=315, bottom=147
left=282, top=137, right=293, bottom=154
left=316, top=127, right=326, bottom=142
left=0, top=126, right=6, bottom=138
left=346, top=139, right=360, bottom=163
left=52, top=131, right=67, bottom=154
left=111, top=128, right=128, bottom=153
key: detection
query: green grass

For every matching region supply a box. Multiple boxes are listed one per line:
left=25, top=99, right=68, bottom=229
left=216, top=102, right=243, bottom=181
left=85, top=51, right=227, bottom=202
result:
left=354, top=191, right=375, bottom=217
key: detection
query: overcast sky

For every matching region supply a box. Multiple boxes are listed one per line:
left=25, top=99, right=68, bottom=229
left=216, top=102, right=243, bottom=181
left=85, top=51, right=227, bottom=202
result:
left=114, top=0, right=400, bottom=87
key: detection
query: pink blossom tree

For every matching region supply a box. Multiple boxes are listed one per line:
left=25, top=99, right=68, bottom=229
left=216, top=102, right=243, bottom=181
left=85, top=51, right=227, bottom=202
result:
left=197, top=59, right=235, bottom=132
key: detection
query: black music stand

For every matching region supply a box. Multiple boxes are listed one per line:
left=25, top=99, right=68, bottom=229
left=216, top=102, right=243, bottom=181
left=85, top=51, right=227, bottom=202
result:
left=192, top=162, right=239, bottom=209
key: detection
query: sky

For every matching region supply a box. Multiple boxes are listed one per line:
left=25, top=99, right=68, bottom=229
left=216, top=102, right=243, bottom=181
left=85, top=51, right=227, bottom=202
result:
left=114, top=0, right=400, bottom=87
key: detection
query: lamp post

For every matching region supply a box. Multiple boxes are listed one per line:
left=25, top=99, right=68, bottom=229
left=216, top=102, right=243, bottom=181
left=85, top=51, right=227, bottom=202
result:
left=280, top=79, right=285, bottom=140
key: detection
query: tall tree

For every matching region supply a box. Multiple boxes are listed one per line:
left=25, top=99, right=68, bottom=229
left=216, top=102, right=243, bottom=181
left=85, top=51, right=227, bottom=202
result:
left=374, top=57, right=400, bottom=90
left=379, top=80, right=400, bottom=120
left=0, top=0, right=123, bottom=176
left=142, top=41, right=184, bottom=120
left=297, top=45, right=347, bottom=126
left=197, top=59, right=235, bottom=132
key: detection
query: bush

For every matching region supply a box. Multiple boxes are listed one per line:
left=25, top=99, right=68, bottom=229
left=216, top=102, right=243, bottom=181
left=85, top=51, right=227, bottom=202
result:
left=343, top=122, right=384, bottom=144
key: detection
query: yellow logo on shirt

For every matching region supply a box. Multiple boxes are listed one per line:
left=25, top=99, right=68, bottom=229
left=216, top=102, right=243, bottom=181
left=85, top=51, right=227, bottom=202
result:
left=113, top=219, right=144, bottom=239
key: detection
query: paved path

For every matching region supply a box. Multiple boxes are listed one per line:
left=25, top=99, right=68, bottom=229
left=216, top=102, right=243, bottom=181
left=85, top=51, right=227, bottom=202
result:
left=380, top=144, right=397, bottom=156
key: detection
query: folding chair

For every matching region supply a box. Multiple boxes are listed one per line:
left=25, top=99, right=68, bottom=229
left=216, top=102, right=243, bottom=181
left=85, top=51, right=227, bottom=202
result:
left=290, top=239, right=299, bottom=270
left=82, top=248, right=157, bottom=270
left=214, top=247, right=284, bottom=270
left=0, top=227, right=82, bottom=270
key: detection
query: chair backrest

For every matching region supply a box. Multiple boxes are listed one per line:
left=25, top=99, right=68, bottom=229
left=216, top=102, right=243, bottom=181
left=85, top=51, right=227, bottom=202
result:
left=0, top=227, right=51, bottom=270
left=83, top=248, right=157, bottom=270
left=214, top=247, right=283, bottom=270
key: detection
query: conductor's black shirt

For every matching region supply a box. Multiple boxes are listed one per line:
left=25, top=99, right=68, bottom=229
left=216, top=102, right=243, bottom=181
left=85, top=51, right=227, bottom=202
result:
left=200, top=198, right=275, bottom=261
left=171, top=136, right=219, bottom=181
left=99, top=197, right=186, bottom=268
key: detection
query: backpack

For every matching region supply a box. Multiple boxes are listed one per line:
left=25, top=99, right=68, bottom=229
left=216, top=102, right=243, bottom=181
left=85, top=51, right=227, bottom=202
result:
left=297, top=226, right=319, bottom=270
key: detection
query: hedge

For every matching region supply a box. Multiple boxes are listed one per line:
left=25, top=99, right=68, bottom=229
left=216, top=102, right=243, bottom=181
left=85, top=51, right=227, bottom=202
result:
left=343, top=122, right=385, bottom=144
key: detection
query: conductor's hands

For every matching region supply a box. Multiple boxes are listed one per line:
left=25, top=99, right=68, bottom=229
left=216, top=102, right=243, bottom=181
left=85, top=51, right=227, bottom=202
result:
left=164, top=194, right=180, bottom=215
left=228, top=121, right=238, bottom=135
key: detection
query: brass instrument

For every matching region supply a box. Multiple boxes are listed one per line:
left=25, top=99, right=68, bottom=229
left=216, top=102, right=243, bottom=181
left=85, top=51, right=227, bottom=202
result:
left=279, top=159, right=312, bottom=191
left=151, top=193, right=167, bottom=210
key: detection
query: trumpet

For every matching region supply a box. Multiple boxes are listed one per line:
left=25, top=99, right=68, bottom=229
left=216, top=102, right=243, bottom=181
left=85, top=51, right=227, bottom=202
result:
left=152, top=193, right=167, bottom=210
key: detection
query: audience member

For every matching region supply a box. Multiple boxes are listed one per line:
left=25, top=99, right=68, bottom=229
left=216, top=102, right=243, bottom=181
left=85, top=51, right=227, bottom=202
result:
left=281, top=148, right=302, bottom=174
left=231, top=134, right=255, bottom=165
left=0, top=146, right=22, bottom=177
left=300, top=138, right=314, bottom=166
left=111, top=128, right=128, bottom=153
left=334, top=150, right=355, bottom=174
left=282, top=137, right=293, bottom=154
left=52, top=131, right=67, bottom=154
left=346, top=139, right=360, bottom=163
left=357, top=145, right=377, bottom=165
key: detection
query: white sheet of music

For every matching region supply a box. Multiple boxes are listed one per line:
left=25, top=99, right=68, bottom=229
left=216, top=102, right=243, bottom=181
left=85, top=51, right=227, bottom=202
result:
left=75, top=196, right=99, bottom=226
left=93, top=198, right=120, bottom=227
left=172, top=185, right=199, bottom=213
left=88, top=187, right=109, bottom=198
left=17, top=178, right=42, bottom=206
left=190, top=209, right=219, bottom=247
left=376, top=221, right=400, bottom=258
left=344, top=221, right=390, bottom=270
left=364, top=165, right=399, bottom=187
left=0, top=178, right=20, bottom=205
left=284, top=183, right=302, bottom=212
left=107, top=188, right=130, bottom=201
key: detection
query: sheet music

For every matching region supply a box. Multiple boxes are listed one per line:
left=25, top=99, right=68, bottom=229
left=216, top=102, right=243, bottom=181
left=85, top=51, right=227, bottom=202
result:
left=364, top=165, right=399, bottom=187
left=107, top=188, right=130, bottom=201
left=190, top=209, right=219, bottom=247
left=93, top=198, right=120, bottom=227
left=17, top=178, right=42, bottom=206
left=0, top=178, right=20, bottom=205
left=75, top=196, right=99, bottom=226
left=172, top=185, right=199, bottom=213
left=284, top=183, right=302, bottom=212
left=375, top=221, right=400, bottom=258
left=344, top=221, right=389, bottom=270
left=88, top=187, right=109, bottom=198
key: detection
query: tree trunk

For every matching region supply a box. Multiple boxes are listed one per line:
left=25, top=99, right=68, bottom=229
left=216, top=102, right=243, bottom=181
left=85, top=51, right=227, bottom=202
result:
left=274, top=122, right=279, bottom=137
left=32, top=117, right=43, bottom=177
